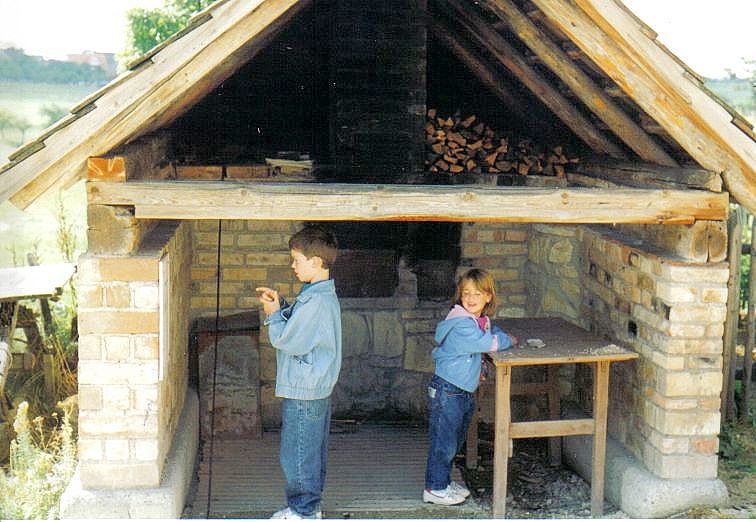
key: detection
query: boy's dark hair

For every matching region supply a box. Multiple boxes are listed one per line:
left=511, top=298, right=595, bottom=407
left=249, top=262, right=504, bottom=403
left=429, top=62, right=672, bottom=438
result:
left=289, top=226, right=339, bottom=269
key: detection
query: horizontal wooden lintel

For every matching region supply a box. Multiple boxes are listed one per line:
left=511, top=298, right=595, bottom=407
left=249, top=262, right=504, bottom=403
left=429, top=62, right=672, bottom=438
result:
left=86, top=181, right=728, bottom=223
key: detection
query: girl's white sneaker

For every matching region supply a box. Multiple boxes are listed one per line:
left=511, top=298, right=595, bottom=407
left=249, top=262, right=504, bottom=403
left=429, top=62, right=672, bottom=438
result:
left=422, top=485, right=466, bottom=505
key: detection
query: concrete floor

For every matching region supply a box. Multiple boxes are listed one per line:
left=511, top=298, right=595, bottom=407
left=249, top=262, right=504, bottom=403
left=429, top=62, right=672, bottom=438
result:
left=184, top=423, right=485, bottom=519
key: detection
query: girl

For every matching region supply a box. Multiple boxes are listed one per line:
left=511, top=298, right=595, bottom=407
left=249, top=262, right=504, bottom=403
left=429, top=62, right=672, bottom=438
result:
left=423, top=268, right=517, bottom=506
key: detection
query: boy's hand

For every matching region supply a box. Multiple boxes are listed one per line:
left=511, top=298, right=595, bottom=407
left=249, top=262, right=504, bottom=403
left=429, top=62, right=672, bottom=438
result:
left=256, top=287, right=280, bottom=315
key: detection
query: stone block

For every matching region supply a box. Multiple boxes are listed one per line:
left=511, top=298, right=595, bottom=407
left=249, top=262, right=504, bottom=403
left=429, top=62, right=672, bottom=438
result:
left=135, top=439, right=159, bottom=461
left=660, top=371, right=722, bottom=397
left=79, top=385, right=103, bottom=411
left=104, top=284, right=131, bottom=309
left=373, top=311, right=404, bottom=357
left=104, top=439, right=130, bottom=461
left=403, top=335, right=434, bottom=373
left=78, top=334, right=102, bottom=360
left=79, top=255, right=159, bottom=284
left=79, top=310, right=159, bottom=335
left=78, top=437, right=104, bottom=461
left=78, top=361, right=159, bottom=386
left=80, top=461, right=161, bottom=489
left=342, top=312, right=370, bottom=356
left=104, top=336, right=130, bottom=362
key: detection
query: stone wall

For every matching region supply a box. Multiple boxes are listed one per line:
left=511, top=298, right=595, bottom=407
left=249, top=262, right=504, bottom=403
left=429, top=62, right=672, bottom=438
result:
left=77, top=220, right=191, bottom=488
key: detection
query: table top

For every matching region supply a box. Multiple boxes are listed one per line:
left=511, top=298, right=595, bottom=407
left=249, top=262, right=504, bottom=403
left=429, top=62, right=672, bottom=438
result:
left=490, top=317, right=638, bottom=366
left=0, top=263, right=76, bottom=302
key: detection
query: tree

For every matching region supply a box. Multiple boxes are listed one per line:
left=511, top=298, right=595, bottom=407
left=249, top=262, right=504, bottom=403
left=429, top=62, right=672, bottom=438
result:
left=119, top=0, right=216, bottom=68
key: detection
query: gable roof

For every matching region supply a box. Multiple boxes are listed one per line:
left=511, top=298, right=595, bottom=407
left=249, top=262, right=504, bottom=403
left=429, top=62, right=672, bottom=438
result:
left=1, top=0, right=754, bottom=213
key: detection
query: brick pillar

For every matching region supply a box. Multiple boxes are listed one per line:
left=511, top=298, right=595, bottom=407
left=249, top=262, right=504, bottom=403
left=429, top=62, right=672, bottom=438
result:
left=578, top=226, right=727, bottom=480
left=76, top=221, right=190, bottom=489
left=77, top=254, right=161, bottom=488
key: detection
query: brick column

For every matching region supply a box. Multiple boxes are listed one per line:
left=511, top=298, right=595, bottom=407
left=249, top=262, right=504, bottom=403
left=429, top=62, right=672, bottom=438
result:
left=579, top=226, right=727, bottom=480
left=76, top=221, right=190, bottom=489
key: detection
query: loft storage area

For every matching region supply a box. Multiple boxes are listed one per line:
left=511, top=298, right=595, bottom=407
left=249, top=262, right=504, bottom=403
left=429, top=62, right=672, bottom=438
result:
left=155, top=0, right=599, bottom=185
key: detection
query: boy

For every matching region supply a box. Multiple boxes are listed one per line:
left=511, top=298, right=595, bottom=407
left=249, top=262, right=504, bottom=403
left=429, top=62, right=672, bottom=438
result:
left=256, top=226, right=341, bottom=520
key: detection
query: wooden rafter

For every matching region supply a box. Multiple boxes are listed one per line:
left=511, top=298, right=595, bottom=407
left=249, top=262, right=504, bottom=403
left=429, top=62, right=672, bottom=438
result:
left=440, top=0, right=624, bottom=158
left=479, top=0, right=678, bottom=167
left=531, top=0, right=756, bottom=213
left=428, top=18, right=531, bottom=124
left=86, top=180, right=728, bottom=224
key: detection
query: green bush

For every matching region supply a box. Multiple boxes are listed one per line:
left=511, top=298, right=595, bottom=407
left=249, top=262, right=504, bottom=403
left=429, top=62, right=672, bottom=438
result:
left=0, top=401, right=76, bottom=519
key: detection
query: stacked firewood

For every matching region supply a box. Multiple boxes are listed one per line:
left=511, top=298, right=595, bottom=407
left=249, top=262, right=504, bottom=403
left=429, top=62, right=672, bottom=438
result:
left=424, top=109, right=578, bottom=176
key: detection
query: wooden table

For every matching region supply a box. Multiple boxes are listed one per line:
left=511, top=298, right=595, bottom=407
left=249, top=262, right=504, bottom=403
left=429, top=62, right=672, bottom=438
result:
left=486, top=317, right=638, bottom=518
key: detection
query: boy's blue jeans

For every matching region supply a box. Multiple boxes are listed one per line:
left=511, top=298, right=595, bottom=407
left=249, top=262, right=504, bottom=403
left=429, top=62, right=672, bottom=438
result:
left=280, top=397, right=331, bottom=517
left=425, top=374, right=475, bottom=491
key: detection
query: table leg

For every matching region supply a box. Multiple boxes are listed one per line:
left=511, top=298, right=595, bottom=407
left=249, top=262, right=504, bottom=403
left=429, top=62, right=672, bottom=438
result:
left=547, top=365, right=562, bottom=466
left=591, top=360, right=610, bottom=516
left=493, top=365, right=512, bottom=518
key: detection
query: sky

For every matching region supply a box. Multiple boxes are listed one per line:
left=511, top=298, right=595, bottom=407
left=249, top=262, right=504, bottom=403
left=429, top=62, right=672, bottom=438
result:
left=0, top=0, right=754, bottom=79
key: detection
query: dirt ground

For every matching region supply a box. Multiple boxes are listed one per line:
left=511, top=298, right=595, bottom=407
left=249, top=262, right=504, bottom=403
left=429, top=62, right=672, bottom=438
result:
left=461, top=419, right=756, bottom=519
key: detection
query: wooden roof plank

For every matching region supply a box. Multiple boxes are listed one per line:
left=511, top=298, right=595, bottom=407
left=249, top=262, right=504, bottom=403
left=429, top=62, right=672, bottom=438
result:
left=531, top=0, right=756, bottom=212
left=1, top=0, right=306, bottom=209
left=86, top=180, right=729, bottom=224
left=480, top=0, right=678, bottom=166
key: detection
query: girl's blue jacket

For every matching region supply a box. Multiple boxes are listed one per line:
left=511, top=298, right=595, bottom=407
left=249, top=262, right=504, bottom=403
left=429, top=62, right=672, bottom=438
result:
left=264, top=279, right=342, bottom=400
left=432, top=305, right=514, bottom=392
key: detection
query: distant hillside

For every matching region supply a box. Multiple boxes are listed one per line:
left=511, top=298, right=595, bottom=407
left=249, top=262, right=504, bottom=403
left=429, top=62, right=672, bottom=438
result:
left=0, top=48, right=111, bottom=84
left=705, top=76, right=756, bottom=124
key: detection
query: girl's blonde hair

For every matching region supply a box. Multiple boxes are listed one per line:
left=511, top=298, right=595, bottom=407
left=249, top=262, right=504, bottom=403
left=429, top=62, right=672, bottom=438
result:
left=453, top=268, right=497, bottom=317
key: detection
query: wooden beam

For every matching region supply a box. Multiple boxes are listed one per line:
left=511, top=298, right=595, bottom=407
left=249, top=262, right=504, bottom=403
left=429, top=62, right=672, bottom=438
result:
left=440, top=0, right=625, bottom=158
left=3, top=0, right=308, bottom=209
left=86, top=180, right=729, bottom=224
left=479, top=0, right=678, bottom=166
left=572, top=158, right=722, bottom=192
left=428, top=18, right=531, bottom=124
left=530, top=0, right=756, bottom=213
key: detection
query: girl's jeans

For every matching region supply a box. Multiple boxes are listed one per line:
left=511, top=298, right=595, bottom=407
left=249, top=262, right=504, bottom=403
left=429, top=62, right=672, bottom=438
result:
left=425, top=374, right=476, bottom=491
left=280, top=397, right=332, bottom=517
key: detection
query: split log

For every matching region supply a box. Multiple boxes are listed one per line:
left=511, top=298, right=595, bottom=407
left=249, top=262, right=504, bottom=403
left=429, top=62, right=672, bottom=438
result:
left=425, top=109, right=578, bottom=176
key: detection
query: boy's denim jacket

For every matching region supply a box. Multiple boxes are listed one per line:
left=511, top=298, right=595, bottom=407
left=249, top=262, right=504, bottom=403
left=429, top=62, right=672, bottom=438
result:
left=432, top=305, right=514, bottom=392
left=264, top=279, right=342, bottom=400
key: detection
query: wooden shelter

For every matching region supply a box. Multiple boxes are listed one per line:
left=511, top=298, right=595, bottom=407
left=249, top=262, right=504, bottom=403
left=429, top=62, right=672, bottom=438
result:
left=1, top=0, right=754, bottom=518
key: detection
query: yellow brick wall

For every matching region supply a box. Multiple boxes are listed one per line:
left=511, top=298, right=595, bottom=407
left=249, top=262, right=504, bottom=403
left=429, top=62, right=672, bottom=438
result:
left=578, top=225, right=726, bottom=480
left=76, top=221, right=190, bottom=489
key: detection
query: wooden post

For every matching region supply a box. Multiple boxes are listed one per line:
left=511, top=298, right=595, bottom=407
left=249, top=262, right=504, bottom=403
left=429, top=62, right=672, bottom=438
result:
left=723, top=206, right=744, bottom=422
left=591, top=360, right=610, bottom=516
left=743, top=214, right=755, bottom=420
left=547, top=365, right=562, bottom=466
left=493, top=365, right=512, bottom=518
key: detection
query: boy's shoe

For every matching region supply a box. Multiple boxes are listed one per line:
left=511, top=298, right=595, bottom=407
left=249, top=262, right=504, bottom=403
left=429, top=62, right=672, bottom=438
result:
left=270, top=507, right=323, bottom=519
left=423, top=486, right=466, bottom=505
left=449, top=480, right=471, bottom=498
